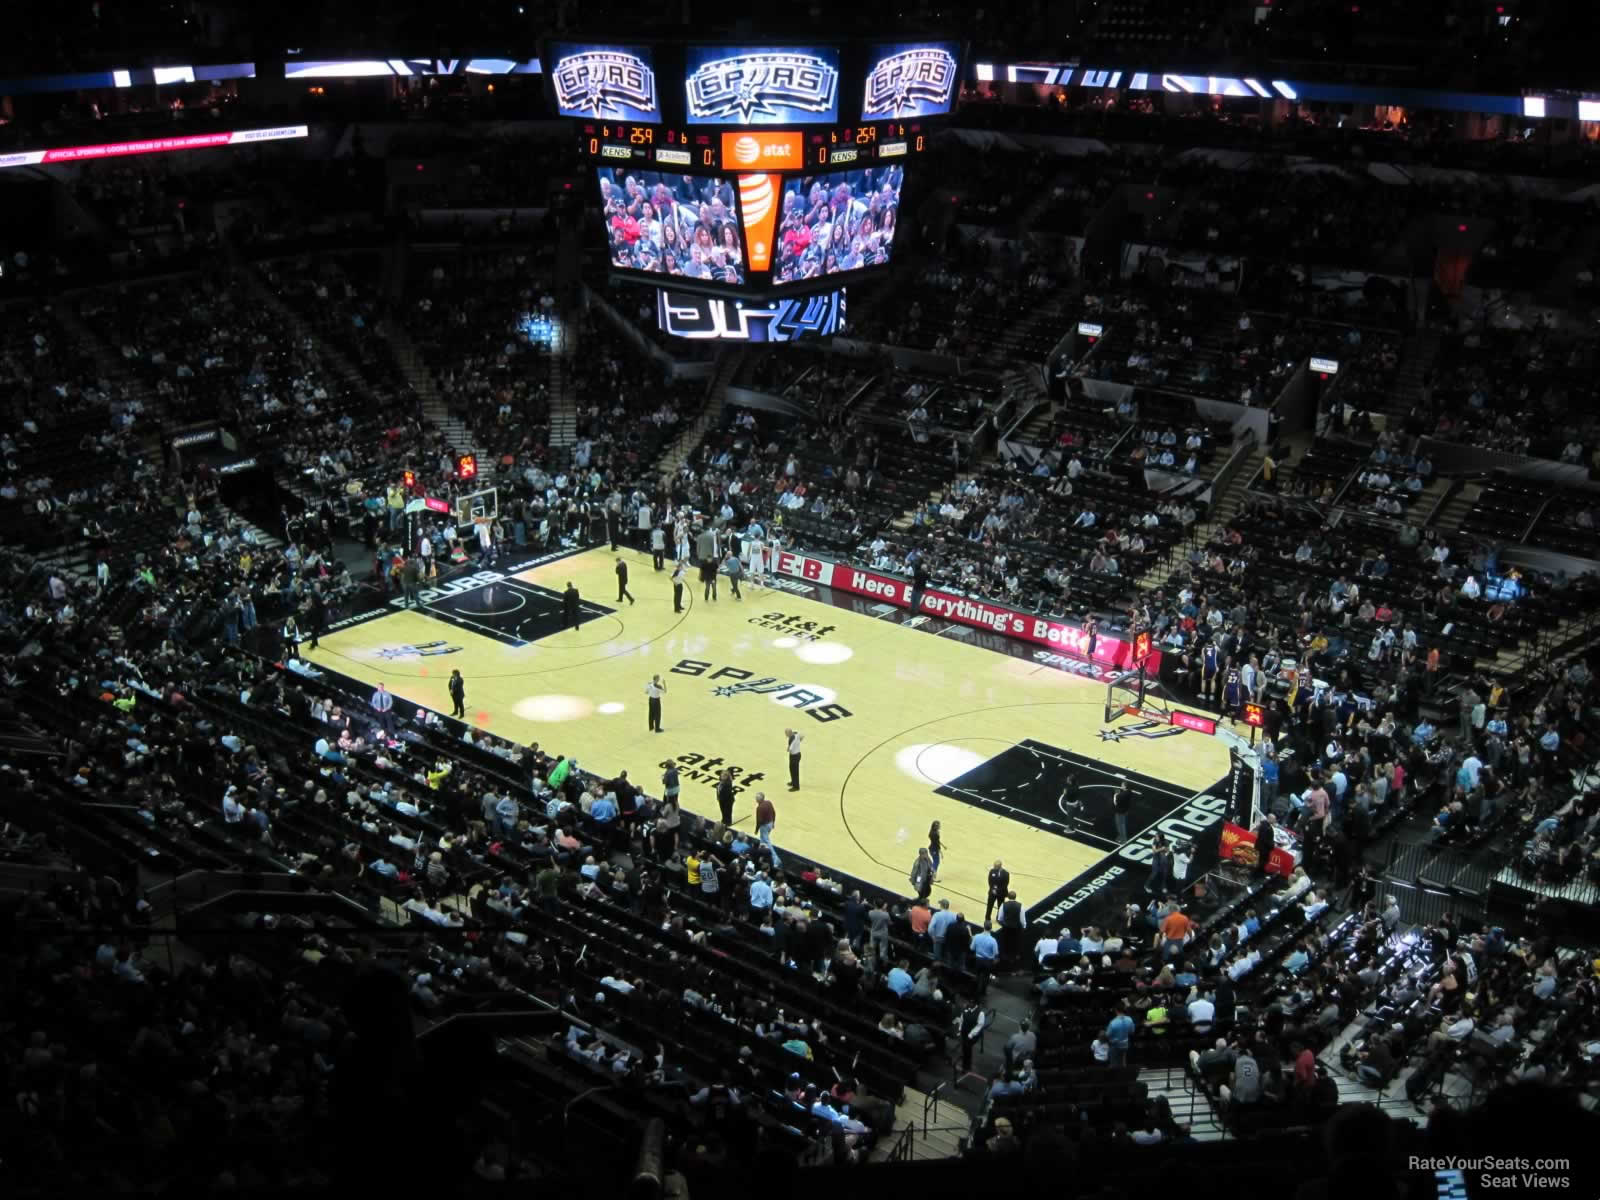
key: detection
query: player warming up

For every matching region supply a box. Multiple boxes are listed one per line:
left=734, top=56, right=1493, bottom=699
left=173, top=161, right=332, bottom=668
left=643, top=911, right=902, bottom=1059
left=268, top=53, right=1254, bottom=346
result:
left=745, top=521, right=766, bottom=586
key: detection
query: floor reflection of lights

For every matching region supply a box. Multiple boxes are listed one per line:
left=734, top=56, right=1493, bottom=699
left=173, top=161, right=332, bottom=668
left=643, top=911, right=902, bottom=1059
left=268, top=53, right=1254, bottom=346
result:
left=894, top=742, right=987, bottom=785
left=512, top=694, right=595, bottom=722
left=795, top=641, right=854, bottom=665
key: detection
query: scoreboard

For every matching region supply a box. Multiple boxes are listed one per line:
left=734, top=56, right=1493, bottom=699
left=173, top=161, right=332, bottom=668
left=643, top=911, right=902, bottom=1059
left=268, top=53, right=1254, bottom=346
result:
left=548, top=37, right=962, bottom=300
left=577, top=121, right=934, bottom=169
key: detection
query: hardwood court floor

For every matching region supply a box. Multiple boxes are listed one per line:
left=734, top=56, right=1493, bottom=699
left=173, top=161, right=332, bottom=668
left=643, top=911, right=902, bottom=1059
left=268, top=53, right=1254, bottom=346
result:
left=306, top=547, right=1231, bottom=914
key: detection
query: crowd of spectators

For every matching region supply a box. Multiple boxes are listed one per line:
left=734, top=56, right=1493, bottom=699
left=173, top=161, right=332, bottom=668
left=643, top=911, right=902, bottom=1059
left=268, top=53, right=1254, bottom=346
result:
left=1415, top=318, right=1600, bottom=468
left=991, top=776, right=1600, bottom=1159
left=401, top=248, right=559, bottom=461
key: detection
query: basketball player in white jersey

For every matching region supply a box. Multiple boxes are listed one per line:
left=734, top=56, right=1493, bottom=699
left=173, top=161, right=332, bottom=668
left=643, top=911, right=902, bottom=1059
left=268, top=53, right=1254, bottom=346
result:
left=746, top=519, right=766, bottom=586
left=766, top=530, right=784, bottom=582
left=674, top=515, right=691, bottom=563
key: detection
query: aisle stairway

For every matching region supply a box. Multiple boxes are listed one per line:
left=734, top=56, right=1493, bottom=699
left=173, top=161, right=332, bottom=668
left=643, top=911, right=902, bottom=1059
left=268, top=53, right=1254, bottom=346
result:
left=424, top=403, right=487, bottom=466
left=236, top=260, right=381, bottom=415
left=55, top=296, right=166, bottom=455
left=1010, top=400, right=1055, bottom=447
left=1133, top=444, right=1263, bottom=593
left=218, top=504, right=284, bottom=550
left=1386, top=327, right=1441, bottom=423
left=381, top=318, right=441, bottom=411
left=1433, top=480, right=1481, bottom=534
left=548, top=305, right=579, bottom=453
left=868, top=1087, right=971, bottom=1162
left=378, top=318, right=489, bottom=469
left=654, top=347, right=745, bottom=481
left=28, top=302, right=166, bottom=583
left=1137, top=1065, right=1224, bottom=1141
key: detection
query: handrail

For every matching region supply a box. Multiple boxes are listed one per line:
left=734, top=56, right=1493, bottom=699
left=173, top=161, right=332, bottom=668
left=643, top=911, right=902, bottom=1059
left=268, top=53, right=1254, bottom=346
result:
left=1519, top=488, right=1559, bottom=545
left=1424, top=475, right=1462, bottom=527
left=1203, top=426, right=1258, bottom=515
left=889, top=1124, right=915, bottom=1163
left=562, top=1083, right=627, bottom=1137
left=922, top=1081, right=949, bottom=1135
left=1001, top=397, right=1044, bottom=442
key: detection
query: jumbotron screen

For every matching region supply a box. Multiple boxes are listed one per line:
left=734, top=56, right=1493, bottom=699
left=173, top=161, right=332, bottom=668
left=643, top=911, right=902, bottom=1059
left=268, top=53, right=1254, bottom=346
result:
left=772, top=166, right=901, bottom=285
left=599, top=168, right=747, bottom=286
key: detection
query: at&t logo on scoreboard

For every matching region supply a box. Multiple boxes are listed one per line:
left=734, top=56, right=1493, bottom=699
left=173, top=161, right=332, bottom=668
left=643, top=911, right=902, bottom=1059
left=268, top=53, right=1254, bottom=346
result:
left=685, top=46, right=840, bottom=125
left=550, top=44, right=661, bottom=120
left=862, top=42, right=961, bottom=118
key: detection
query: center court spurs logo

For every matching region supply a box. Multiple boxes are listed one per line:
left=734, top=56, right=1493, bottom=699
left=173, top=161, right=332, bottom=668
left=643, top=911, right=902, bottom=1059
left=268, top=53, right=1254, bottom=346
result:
left=862, top=47, right=958, bottom=118
left=712, top=677, right=788, bottom=697
left=552, top=50, right=658, bottom=118
left=374, top=640, right=463, bottom=660
left=670, top=657, right=852, bottom=723
left=686, top=52, right=838, bottom=123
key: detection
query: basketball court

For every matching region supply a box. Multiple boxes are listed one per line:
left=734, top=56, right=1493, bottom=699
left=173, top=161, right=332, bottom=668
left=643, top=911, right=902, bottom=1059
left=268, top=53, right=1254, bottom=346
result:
left=303, top=545, right=1234, bottom=918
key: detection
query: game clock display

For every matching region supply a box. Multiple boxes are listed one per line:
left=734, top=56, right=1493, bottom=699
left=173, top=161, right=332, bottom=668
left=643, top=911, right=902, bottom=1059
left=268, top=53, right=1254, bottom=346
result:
left=577, top=123, right=929, bottom=168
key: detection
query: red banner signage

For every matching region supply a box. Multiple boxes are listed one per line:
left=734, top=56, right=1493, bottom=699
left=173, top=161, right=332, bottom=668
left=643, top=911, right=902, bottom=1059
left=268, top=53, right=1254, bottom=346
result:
left=771, top=551, right=1162, bottom=673
left=0, top=125, right=308, bottom=170
left=1170, top=710, right=1217, bottom=735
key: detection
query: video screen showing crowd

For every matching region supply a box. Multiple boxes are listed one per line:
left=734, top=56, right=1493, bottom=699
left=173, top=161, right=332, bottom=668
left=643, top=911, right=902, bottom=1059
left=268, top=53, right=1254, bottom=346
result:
left=600, top=169, right=746, bottom=285
left=773, top=165, right=902, bottom=285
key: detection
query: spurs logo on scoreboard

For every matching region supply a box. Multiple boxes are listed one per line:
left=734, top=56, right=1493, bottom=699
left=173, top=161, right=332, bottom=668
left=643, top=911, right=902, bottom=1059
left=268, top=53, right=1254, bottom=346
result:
left=685, top=52, right=838, bottom=123
left=551, top=50, right=658, bottom=118
left=862, top=47, right=959, bottom=118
